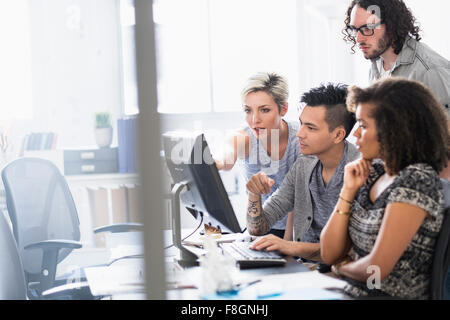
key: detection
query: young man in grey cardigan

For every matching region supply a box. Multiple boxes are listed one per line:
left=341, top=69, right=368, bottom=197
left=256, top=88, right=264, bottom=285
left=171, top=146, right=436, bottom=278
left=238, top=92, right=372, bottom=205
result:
left=246, top=83, right=360, bottom=261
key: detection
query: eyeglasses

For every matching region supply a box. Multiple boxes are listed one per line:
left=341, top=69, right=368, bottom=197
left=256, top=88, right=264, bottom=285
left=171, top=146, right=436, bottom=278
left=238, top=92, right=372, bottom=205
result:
left=345, top=21, right=383, bottom=37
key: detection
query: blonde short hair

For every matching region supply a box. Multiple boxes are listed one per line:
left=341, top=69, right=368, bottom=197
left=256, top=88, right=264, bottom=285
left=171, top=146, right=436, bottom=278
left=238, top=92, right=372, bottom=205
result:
left=241, top=72, right=289, bottom=112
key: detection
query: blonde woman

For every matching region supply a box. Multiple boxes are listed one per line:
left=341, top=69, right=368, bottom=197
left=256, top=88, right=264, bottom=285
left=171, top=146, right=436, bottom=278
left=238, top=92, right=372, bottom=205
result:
left=215, top=72, right=299, bottom=239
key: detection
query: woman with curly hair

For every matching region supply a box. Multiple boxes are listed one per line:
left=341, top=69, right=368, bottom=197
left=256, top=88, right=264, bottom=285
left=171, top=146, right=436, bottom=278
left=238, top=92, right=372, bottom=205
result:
left=320, top=77, right=449, bottom=299
left=342, top=0, right=450, bottom=123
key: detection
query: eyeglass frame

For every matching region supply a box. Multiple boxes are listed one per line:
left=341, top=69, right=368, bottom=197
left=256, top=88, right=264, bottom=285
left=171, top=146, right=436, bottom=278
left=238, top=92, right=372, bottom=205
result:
left=345, top=20, right=383, bottom=37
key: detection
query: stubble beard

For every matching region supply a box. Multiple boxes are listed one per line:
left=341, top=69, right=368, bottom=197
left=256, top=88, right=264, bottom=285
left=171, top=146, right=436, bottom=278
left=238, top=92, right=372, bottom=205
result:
left=363, top=35, right=392, bottom=60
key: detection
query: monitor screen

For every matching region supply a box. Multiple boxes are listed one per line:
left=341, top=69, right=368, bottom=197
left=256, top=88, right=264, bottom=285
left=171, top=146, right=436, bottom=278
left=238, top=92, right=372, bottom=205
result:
left=162, top=132, right=242, bottom=234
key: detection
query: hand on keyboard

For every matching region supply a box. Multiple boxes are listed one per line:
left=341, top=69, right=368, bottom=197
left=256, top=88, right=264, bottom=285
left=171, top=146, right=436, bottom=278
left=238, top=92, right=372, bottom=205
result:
left=250, top=234, right=296, bottom=256
left=221, top=241, right=286, bottom=269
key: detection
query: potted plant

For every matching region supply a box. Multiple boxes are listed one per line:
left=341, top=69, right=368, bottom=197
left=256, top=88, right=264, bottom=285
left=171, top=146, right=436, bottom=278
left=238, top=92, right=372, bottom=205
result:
left=94, top=112, right=113, bottom=148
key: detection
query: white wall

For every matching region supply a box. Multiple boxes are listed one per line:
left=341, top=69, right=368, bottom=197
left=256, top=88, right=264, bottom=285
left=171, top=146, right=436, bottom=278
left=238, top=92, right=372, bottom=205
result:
left=405, top=0, right=450, bottom=58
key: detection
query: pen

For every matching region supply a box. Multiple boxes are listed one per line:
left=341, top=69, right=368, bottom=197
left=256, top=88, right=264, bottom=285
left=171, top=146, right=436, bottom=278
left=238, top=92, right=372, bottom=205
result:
left=166, top=284, right=197, bottom=290
left=217, top=279, right=262, bottom=295
left=235, top=279, right=261, bottom=290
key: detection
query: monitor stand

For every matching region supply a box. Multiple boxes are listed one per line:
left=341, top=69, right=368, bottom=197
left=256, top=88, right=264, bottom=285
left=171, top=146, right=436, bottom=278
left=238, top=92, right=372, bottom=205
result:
left=171, top=181, right=200, bottom=268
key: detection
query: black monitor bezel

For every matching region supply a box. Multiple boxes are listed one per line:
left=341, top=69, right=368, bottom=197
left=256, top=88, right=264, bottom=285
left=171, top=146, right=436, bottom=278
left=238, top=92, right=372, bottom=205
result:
left=163, top=132, right=242, bottom=234
left=186, top=134, right=242, bottom=234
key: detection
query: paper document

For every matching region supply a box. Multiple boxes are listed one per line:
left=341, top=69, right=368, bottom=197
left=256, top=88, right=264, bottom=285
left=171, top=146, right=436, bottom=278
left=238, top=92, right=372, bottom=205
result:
left=258, top=270, right=347, bottom=290
left=183, top=233, right=257, bottom=247
left=109, top=244, right=144, bottom=262
left=236, top=271, right=348, bottom=300
left=84, top=259, right=145, bottom=296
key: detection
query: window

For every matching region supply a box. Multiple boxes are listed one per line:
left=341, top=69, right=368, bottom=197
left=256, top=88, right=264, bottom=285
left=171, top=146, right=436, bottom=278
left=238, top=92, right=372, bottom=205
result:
left=153, top=0, right=212, bottom=113
left=22, top=0, right=125, bottom=148
left=0, top=1, right=33, bottom=120
left=119, top=0, right=139, bottom=116
left=207, top=0, right=298, bottom=113
left=152, top=0, right=299, bottom=114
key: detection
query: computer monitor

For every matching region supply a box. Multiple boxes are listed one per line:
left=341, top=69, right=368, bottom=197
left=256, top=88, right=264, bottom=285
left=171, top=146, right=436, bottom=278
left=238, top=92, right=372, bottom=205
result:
left=162, top=132, right=242, bottom=234
left=162, top=132, right=242, bottom=266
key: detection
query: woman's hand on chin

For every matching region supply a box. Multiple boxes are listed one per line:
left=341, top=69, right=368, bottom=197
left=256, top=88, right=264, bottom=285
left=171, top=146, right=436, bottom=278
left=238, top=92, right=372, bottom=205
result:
left=342, top=158, right=372, bottom=197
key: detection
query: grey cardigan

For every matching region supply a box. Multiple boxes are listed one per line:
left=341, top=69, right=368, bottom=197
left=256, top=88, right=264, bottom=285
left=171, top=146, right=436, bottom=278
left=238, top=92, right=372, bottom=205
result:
left=261, top=142, right=360, bottom=242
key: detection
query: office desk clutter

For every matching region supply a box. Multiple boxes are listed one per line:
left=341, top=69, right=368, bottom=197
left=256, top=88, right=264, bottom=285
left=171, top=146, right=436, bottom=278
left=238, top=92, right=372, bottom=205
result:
left=83, top=238, right=146, bottom=298
left=165, top=236, right=348, bottom=300
left=182, top=230, right=249, bottom=247
left=198, top=236, right=236, bottom=295
left=84, top=261, right=145, bottom=298
left=164, top=227, right=348, bottom=300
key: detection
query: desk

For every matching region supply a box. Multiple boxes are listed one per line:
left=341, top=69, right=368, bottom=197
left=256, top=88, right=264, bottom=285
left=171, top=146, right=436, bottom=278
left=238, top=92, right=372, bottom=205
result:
left=165, top=258, right=349, bottom=300
left=163, top=230, right=349, bottom=300
left=77, top=230, right=349, bottom=300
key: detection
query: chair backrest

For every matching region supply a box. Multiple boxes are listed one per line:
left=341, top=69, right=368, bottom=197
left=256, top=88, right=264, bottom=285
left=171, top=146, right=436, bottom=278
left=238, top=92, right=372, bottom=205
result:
left=0, top=211, right=27, bottom=299
left=1, top=158, right=80, bottom=277
left=430, top=178, right=450, bottom=300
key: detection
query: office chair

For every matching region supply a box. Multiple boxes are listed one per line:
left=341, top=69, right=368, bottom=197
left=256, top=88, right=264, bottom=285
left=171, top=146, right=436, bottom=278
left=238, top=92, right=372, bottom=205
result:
left=0, top=209, right=97, bottom=300
left=1, top=157, right=143, bottom=299
left=0, top=212, right=27, bottom=299
left=430, top=178, right=450, bottom=300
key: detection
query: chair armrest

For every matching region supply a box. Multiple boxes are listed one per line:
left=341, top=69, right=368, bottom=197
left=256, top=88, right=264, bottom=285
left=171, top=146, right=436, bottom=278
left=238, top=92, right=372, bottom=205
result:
left=24, top=240, right=82, bottom=294
left=24, top=240, right=82, bottom=250
left=93, top=223, right=144, bottom=234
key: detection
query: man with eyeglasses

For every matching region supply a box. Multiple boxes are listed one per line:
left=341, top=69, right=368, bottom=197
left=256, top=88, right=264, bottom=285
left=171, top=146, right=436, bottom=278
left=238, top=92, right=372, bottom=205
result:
left=343, top=0, right=450, bottom=120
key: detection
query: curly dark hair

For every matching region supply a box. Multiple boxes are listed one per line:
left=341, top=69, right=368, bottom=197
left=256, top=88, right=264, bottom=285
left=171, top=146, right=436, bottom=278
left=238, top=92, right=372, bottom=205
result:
left=346, top=78, right=450, bottom=174
left=301, top=83, right=356, bottom=139
left=343, top=0, right=421, bottom=54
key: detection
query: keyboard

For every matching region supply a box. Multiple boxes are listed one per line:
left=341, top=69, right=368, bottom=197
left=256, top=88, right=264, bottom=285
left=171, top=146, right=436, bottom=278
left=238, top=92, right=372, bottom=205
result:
left=221, top=241, right=286, bottom=269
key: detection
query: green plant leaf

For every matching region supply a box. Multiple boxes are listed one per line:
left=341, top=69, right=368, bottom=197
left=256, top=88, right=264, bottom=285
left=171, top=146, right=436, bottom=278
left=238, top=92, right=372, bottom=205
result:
left=95, top=112, right=111, bottom=128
